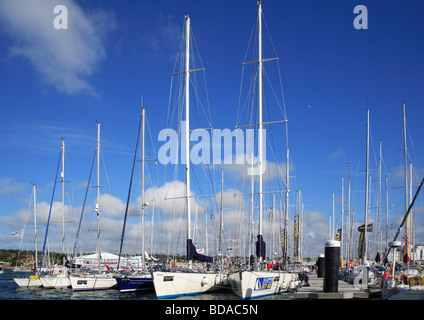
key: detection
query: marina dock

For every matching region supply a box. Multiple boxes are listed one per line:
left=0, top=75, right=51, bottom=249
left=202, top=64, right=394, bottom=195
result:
left=294, top=273, right=372, bottom=300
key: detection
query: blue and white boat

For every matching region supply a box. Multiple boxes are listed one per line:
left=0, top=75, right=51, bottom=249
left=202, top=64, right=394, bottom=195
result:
left=115, top=272, right=153, bottom=293
left=115, top=107, right=156, bottom=293
left=227, top=2, right=299, bottom=299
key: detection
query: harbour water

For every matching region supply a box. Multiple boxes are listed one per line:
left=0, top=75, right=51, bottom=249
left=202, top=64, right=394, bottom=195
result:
left=0, top=268, right=397, bottom=320
left=0, top=268, right=294, bottom=301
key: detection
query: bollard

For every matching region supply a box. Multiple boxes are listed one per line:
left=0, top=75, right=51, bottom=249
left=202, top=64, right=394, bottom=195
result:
left=323, top=240, right=340, bottom=293
left=317, top=254, right=325, bottom=278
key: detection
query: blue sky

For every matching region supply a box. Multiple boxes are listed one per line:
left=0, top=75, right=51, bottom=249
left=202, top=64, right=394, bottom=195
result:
left=0, top=0, right=423, bottom=260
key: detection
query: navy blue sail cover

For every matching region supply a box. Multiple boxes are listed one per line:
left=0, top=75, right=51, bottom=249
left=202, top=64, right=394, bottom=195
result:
left=187, top=239, right=213, bottom=263
left=256, top=235, right=266, bottom=260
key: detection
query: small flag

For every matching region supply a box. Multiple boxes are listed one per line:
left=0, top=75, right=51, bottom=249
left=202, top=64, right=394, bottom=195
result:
left=11, top=229, right=23, bottom=238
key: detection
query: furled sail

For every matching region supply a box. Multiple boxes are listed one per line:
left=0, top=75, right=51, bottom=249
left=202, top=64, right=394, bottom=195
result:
left=187, top=239, right=213, bottom=263
left=255, top=235, right=266, bottom=260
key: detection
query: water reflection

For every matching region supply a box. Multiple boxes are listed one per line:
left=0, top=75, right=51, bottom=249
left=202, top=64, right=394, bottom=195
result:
left=1, top=269, right=294, bottom=300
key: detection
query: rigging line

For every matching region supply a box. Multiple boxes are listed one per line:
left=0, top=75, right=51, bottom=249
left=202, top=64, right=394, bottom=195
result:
left=237, top=24, right=259, bottom=127
left=167, top=31, right=185, bottom=127
left=263, top=66, right=287, bottom=120
left=237, top=67, right=258, bottom=129
left=407, top=128, right=417, bottom=165
left=99, top=145, right=112, bottom=196
left=233, top=152, right=252, bottom=251
left=265, top=131, right=286, bottom=187
left=189, top=74, right=212, bottom=128
left=368, top=127, right=380, bottom=174
left=15, top=184, right=34, bottom=268
left=185, top=134, right=218, bottom=212
left=236, top=65, right=246, bottom=127
left=64, top=146, right=79, bottom=250
left=248, top=64, right=259, bottom=127
left=190, top=28, right=213, bottom=127
left=190, top=76, right=202, bottom=129
left=262, top=12, right=288, bottom=119
left=237, top=23, right=256, bottom=125
left=144, top=113, right=159, bottom=188
left=263, top=82, right=283, bottom=191
left=189, top=33, right=202, bottom=129
left=189, top=161, right=216, bottom=222
left=169, top=73, right=184, bottom=131
left=117, top=110, right=142, bottom=269
left=166, top=74, right=175, bottom=129
left=277, top=60, right=288, bottom=120
left=39, top=148, right=62, bottom=272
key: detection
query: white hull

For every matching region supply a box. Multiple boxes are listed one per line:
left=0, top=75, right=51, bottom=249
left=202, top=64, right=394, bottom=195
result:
left=152, top=271, right=223, bottom=299
left=40, top=274, right=71, bottom=289
left=69, top=273, right=117, bottom=291
left=13, top=276, right=42, bottom=288
left=228, top=270, right=298, bottom=299
left=382, top=275, right=424, bottom=300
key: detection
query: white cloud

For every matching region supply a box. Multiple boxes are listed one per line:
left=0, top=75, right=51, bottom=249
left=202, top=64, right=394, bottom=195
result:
left=0, top=178, right=27, bottom=195
left=328, top=148, right=345, bottom=160
left=98, top=193, right=126, bottom=219
left=142, top=180, right=203, bottom=219
left=222, top=153, right=291, bottom=184
left=0, top=0, right=115, bottom=95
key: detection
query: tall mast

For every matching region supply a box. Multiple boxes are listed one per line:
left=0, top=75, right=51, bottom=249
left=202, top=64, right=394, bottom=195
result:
left=341, top=176, right=344, bottom=259
left=95, top=122, right=101, bottom=268
left=377, top=139, right=382, bottom=258
left=409, top=162, right=413, bottom=262
left=250, top=152, right=254, bottom=264
left=403, top=101, right=410, bottom=259
left=385, top=175, right=389, bottom=253
left=220, top=168, right=224, bottom=270
left=150, top=199, right=155, bottom=257
left=33, top=184, right=38, bottom=273
left=61, top=139, right=66, bottom=264
left=272, top=193, right=276, bottom=261
left=257, top=1, right=264, bottom=243
left=363, top=108, right=370, bottom=264
left=141, top=106, right=146, bottom=271
left=184, top=15, right=192, bottom=269
left=294, top=190, right=298, bottom=260
left=332, top=193, right=335, bottom=238
left=348, top=161, right=351, bottom=262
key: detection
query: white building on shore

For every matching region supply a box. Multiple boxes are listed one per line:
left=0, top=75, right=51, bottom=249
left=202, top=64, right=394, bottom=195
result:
left=73, top=252, right=158, bottom=270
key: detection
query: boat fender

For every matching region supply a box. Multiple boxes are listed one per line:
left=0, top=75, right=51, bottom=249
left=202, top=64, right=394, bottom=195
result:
left=280, top=282, right=288, bottom=290
left=201, top=277, right=209, bottom=285
left=398, top=273, right=408, bottom=284
left=410, top=275, right=424, bottom=286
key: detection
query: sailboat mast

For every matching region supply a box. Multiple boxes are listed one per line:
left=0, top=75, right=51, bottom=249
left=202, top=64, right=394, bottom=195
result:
left=284, top=146, right=289, bottom=265
left=341, top=176, right=344, bottom=259
left=250, top=152, right=254, bottom=263
left=364, top=108, right=369, bottom=264
left=184, top=15, right=192, bottom=269
left=332, top=193, right=335, bottom=238
left=403, top=101, right=410, bottom=259
left=385, top=175, right=389, bottom=253
left=410, top=162, right=413, bottom=262
left=61, top=139, right=65, bottom=263
left=141, top=106, right=146, bottom=271
left=347, top=161, right=351, bottom=261
left=257, top=1, right=263, bottom=241
left=33, top=184, right=38, bottom=272
left=220, top=168, right=224, bottom=270
left=96, top=123, right=101, bottom=268
left=377, top=139, right=382, bottom=258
